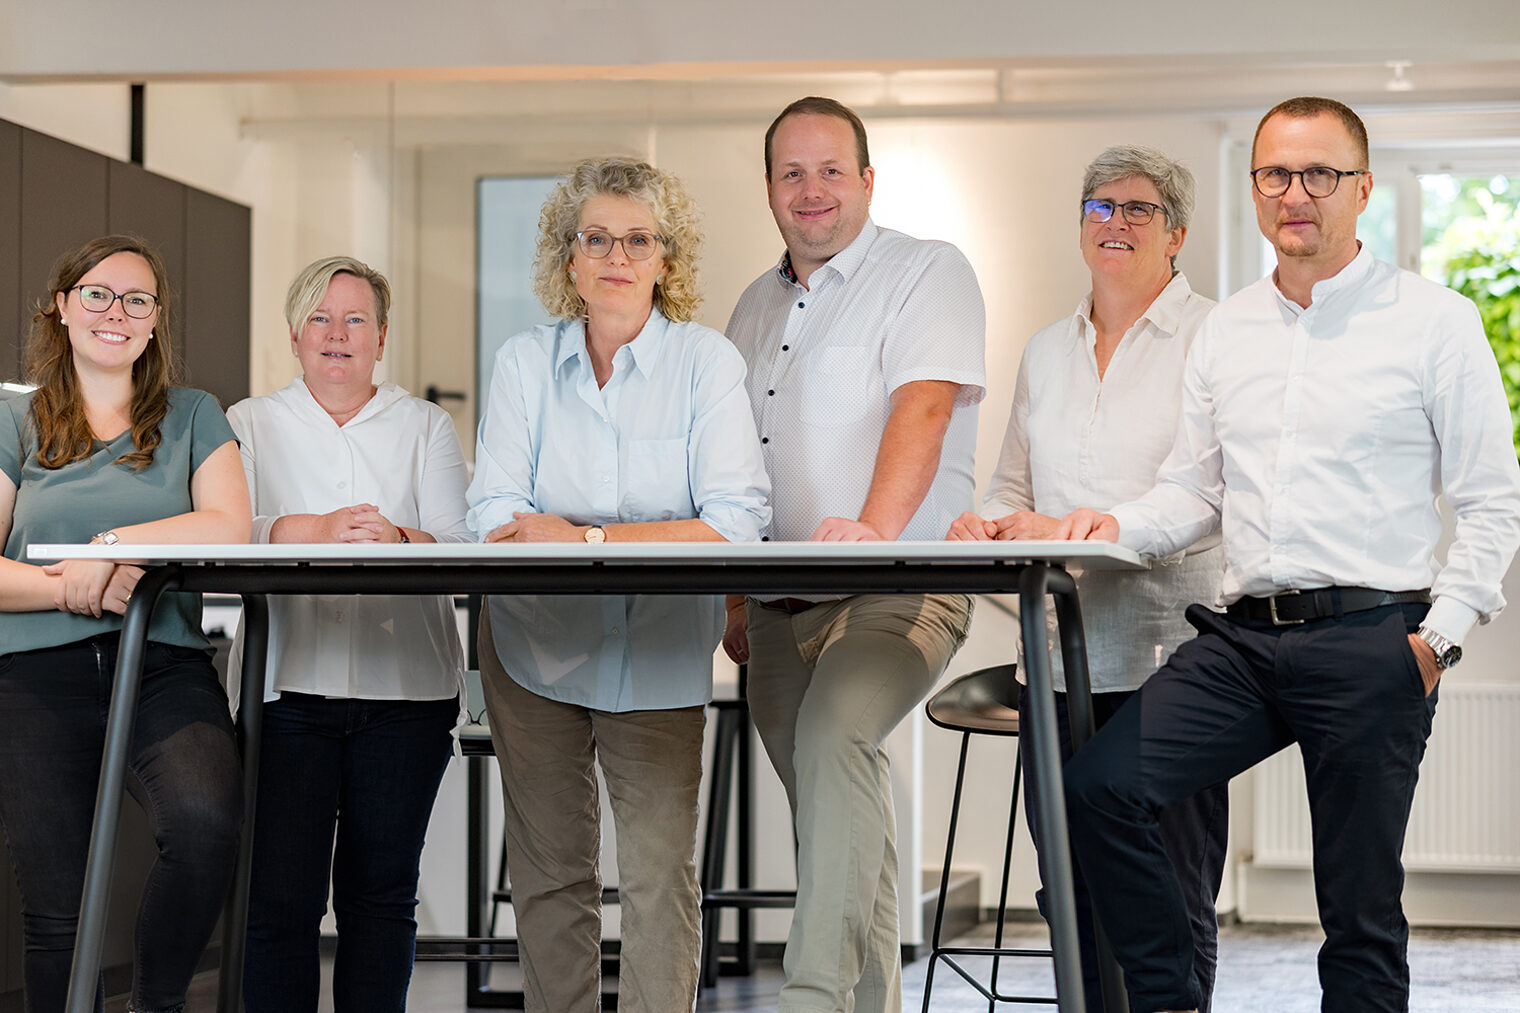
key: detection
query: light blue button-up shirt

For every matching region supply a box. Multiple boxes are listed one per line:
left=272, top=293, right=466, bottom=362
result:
left=467, top=310, right=771, bottom=711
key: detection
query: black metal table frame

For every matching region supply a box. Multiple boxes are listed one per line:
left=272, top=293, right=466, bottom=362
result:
left=55, top=554, right=1126, bottom=1013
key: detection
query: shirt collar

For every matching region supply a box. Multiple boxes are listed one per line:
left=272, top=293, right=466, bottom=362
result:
left=1072, top=271, right=1195, bottom=343
left=773, top=218, right=879, bottom=288
left=1272, top=242, right=1374, bottom=312
left=554, top=307, right=670, bottom=378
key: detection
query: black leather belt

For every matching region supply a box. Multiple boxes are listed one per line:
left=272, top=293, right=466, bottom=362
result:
left=1227, top=587, right=1430, bottom=626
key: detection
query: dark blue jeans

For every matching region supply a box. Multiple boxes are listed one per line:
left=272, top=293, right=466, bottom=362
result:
left=242, top=692, right=457, bottom=1013
left=1018, top=683, right=1228, bottom=1013
left=1065, top=602, right=1436, bottom=1013
left=0, top=634, right=243, bottom=1013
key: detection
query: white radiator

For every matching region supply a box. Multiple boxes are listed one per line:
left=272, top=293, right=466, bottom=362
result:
left=1252, top=683, right=1520, bottom=873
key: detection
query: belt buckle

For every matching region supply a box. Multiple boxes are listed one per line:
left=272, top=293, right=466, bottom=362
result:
left=1268, top=589, right=1305, bottom=626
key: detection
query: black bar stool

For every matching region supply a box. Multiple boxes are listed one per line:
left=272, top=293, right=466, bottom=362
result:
left=921, top=664, right=1056, bottom=1010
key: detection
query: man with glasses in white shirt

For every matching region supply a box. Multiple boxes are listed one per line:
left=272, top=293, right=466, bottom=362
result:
left=722, top=96, right=986, bottom=1013
left=1058, top=96, right=1520, bottom=1013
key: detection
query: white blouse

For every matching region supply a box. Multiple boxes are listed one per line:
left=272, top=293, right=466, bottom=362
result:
left=983, top=273, right=1223, bottom=693
left=227, top=379, right=472, bottom=707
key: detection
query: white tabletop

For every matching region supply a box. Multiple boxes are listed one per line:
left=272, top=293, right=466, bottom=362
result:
left=29, top=540, right=1144, bottom=569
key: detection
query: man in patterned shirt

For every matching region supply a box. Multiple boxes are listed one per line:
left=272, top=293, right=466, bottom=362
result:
left=722, top=95, right=987, bottom=1013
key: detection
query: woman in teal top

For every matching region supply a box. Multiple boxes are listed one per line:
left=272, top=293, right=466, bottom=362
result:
left=0, top=235, right=252, bottom=1013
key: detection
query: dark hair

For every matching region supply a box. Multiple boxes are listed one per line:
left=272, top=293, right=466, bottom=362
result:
left=764, top=96, right=871, bottom=178
left=27, top=234, right=177, bottom=471
left=1252, top=96, right=1369, bottom=167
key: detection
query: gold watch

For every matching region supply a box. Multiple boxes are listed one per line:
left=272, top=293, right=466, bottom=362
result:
left=584, top=526, right=606, bottom=544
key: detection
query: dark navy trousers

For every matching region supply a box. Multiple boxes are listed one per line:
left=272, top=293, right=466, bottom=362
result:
left=1019, top=684, right=1228, bottom=1013
left=1064, top=601, right=1437, bottom=1013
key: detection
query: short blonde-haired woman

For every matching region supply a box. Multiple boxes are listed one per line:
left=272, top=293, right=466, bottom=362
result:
left=467, top=157, right=770, bottom=1011
left=228, top=256, right=472, bottom=1013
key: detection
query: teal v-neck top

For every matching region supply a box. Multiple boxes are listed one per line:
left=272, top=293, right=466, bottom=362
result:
left=0, top=387, right=236, bottom=655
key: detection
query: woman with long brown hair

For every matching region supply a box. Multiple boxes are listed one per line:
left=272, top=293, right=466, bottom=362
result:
left=0, top=235, right=251, bottom=1012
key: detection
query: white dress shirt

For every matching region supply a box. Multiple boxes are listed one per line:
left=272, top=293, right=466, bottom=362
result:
left=227, top=379, right=471, bottom=707
left=1111, top=246, right=1520, bottom=644
left=467, top=310, right=771, bottom=712
left=726, top=219, right=987, bottom=551
left=984, top=273, right=1223, bottom=692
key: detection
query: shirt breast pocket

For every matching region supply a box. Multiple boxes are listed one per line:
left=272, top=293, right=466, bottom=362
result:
left=800, top=345, right=876, bottom=427
left=623, top=437, right=693, bottom=521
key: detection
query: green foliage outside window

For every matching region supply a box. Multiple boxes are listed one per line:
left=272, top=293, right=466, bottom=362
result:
left=1423, top=176, right=1520, bottom=457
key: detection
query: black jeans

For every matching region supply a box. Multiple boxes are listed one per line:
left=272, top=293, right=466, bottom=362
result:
left=1018, top=683, right=1228, bottom=1013
left=0, top=634, right=243, bottom=1013
left=242, top=693, right=457, bottom=1013
left=1065, top=602, right=1436, bottom=1013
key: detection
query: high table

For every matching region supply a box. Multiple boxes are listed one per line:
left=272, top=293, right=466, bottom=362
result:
left=30, top=540, right=1143, bottom=1013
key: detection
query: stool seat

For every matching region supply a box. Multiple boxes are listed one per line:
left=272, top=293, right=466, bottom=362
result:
left=926, top=663, right=1021, bottom=736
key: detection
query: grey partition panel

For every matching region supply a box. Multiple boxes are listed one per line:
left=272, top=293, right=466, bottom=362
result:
left=0, top=121, right=20, bottom=381
left=182, top=189, right=250, bottom=408
left=107, top=160, right=187, bottom=365
left=18, top=128, right=109, bottom=352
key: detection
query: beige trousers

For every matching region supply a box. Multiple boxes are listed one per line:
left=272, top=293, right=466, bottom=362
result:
left=746, top=593, right=974, bottom=1013
left=478, top=618, right=706, bottom=1013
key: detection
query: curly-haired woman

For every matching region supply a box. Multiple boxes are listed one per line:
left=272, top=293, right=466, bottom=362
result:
left=466, top=157, right=769, bottom=1011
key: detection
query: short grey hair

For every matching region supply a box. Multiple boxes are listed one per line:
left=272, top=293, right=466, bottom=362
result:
left=1081, top=144, right=1197, bottom=232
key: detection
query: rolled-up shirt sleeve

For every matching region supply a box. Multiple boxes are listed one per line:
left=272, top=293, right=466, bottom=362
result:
left=419, top=407, right=474, bottom=544
left=466, top=342, right=538, bottom=540
left=687, top=339, right=771, bottom=543
left=981, top=347, right=1034, bottom=519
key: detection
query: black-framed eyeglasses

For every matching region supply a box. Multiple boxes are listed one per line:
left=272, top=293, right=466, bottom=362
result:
left=574, top=230, right=663, bottom=261
left=69, top=284, right=159, bottom=319
left=1082, top=199, right=1165, bottom=227
left=1250, top=166, right=1366, bottom=199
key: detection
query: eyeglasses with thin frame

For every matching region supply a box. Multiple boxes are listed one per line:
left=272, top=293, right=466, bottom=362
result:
left=69, top=284, right=160, bottom=320
left=574, top=230, right=663, bottom=261
left=1250, top=166, right=1366, bottom=199
left=1082, top=199, right=1165, bottom=227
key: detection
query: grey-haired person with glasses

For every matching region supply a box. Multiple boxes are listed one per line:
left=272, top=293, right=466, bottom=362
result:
left=948, top=143, right=1229, bottom=1012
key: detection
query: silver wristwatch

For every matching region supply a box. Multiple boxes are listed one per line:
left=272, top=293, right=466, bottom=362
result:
left=92, top=530, right=119, bottom=546
left=1416, top=625, right=1462, bottom=670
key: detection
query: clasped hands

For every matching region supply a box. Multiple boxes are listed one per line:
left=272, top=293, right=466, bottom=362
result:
left=43, top=559, right=143, bottom=618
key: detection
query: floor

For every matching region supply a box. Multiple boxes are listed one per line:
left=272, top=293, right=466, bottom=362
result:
left=102, top=921, right=1520, bottom=1011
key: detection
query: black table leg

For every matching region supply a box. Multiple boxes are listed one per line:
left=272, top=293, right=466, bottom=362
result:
left=218, top=594, right=269, bottom=1013
left=1018, top=564, right=1087, bottom=1013
left=65, top=566, right=183, bottom=1013
left=1052, top=577, right=1130, bottom=1013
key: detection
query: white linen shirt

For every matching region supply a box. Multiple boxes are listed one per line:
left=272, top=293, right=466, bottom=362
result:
left=1111, top=246, right=1520, bottom=644
left=466, top=310, right=771, bottom=712
left=726, top=219, right=987, bottom=552
left=983, top=273, right=1223, bottom=692
left=227, top=379, right=471, bottom=705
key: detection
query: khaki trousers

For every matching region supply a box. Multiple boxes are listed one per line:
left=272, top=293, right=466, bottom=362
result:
left=746, top=593, right=974, bottom=1013
left=478, top=618, right=706, bottom=1013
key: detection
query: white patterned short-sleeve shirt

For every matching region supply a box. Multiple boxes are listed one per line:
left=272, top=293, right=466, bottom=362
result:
left=726, top=220, right=987, bottom=545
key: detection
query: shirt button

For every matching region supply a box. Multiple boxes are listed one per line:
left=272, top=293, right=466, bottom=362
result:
left=762, top=536, right=770, bottom=542
left=781, top=344, right=790, bottom=352
left=611, top=627, right=619, bottom=634
left=767, top=389, right=775, bottom=396
left=602, top=475, right=611, bottom=482
left=797, top=301, right=805, bottom=309
left=337, top=481, right=347, bottom=488
left=761, top=437, right=769, bottom=445
left=334, top=610, right=345, bottom=622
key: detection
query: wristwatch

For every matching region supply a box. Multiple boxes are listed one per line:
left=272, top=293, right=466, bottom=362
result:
left=1416, top=625, right=1462, bottom=670
left=91, top=530, right=119, bottom=546
left=584, top=526, right=606, bottom=544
